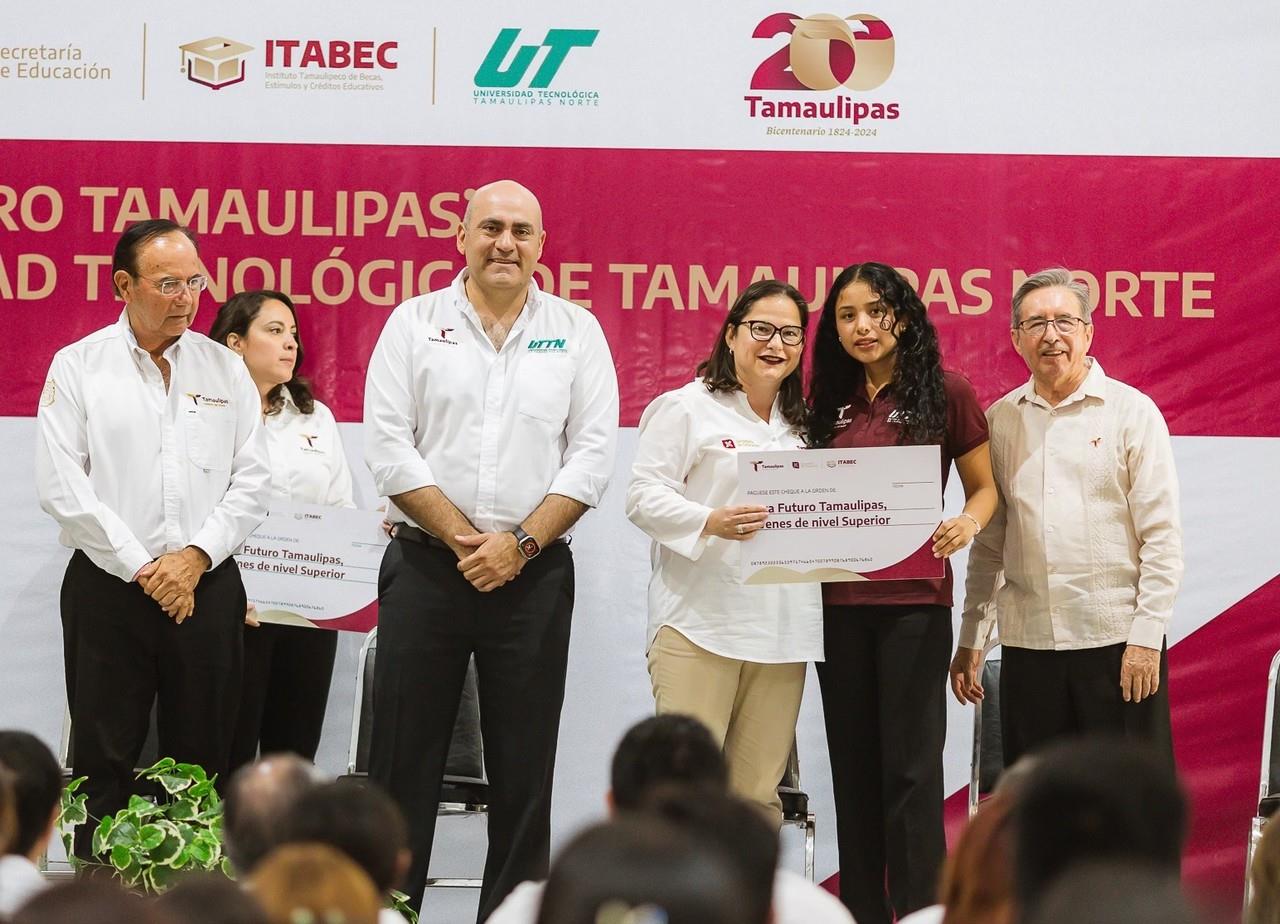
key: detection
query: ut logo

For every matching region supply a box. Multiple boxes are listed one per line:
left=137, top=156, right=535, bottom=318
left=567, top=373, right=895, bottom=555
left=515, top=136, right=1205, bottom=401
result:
left=528, top=338, right=567, bottom=350
left=475, top=28, right=598, bottom=88
left=751, top=13, right=894, bottom=91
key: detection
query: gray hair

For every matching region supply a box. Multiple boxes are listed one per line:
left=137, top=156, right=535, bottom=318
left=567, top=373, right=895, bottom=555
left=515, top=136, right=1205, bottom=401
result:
left=1011, top=268, right=1092, bottom=328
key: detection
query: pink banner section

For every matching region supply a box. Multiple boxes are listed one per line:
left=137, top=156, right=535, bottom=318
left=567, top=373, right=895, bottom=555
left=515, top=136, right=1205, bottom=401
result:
left=2, top=140, right=1275, bottom=436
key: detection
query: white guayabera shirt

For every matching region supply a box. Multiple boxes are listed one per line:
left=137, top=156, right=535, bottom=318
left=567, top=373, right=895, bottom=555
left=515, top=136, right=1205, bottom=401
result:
left=961, top=359, right=1183, bottom=651
left=363, top=272, right=619, bottom=533
left=35, top=311, right=271, bottom=582
left=626, top=380, right=823, bottom=664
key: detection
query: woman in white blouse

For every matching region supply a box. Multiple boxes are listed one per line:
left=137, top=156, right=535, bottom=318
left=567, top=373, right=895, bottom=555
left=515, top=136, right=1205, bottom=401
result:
left=625, top=279, right=822, bottom=826
left=209, top=290, right=355, bottom=770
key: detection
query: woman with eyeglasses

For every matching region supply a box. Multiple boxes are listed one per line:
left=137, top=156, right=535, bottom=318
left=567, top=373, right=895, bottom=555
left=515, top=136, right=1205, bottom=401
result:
left=805, top=263, right=997, bottom=924
left=625, top=280, right=823, bottom=826
left=209, top=290, right=354, bottom=771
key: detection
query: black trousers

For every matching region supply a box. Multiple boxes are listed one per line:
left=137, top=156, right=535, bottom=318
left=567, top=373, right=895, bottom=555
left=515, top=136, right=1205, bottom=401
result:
left=817, top=604, right=952, bottom=924
left=1000, top=641, right=1174, bottom=767
left=370, top=538, right=575, bottom=923
left=228, top=621, right=338, bottom=772
left=60, top=550, right=245, bottom=855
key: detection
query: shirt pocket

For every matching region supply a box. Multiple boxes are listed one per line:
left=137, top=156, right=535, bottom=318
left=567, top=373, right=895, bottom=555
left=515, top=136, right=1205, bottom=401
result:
left=517, top=358, right=573, bottom=432
left=184, top=406, right=235, bottom=472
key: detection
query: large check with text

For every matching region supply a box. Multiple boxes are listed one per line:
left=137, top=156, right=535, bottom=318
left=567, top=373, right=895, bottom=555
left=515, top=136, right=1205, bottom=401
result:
left=237, top=503, right=389, bottom=632
left=737, top=446, right=943, bottom=585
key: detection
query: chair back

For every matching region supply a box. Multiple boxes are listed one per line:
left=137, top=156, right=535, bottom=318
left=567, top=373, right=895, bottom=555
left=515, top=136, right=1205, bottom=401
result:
left=350, top=629, right=486, bottom=783
left=1260, top=649, right=1280, bottom=801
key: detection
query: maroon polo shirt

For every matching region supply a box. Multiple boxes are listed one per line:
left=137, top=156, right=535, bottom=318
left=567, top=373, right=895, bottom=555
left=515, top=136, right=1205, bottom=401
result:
left=822, top=370, right=989, bottom=608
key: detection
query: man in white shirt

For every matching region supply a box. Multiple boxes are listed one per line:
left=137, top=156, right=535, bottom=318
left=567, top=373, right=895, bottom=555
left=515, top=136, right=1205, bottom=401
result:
left=488, top=714, right=854, bottom=924
left=35, top=220, right=270, bottom=853
left=0, top=732, right=63, bottom=916
left=951, top=268, right=1182, bottom=765
left=363, top=180, right=618, bottom=921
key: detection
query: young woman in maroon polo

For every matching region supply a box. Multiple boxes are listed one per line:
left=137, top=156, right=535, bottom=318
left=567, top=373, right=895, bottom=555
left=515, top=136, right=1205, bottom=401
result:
left=806, top=263, right=997, bottom=924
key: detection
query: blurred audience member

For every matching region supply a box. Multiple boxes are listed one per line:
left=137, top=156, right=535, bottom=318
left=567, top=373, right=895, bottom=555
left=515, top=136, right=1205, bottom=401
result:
left=1248, top=815, right=1280, bottom=924
left=222, top=754, right=319, bottom=875
left=278, top=779, right=409, bottom=924
left=154, top=873, right=267, bottom=924
left=0, top=732, right=63, bottom=915
left=1013, top=737, right=1186, bottom=916
left=250, top=843, right=380, bottom=924
left=1023, top=862, right=1198, bottom=924
left=534, top=816, right=751, bottom=924
left=10, top=879, right=170, bottom=924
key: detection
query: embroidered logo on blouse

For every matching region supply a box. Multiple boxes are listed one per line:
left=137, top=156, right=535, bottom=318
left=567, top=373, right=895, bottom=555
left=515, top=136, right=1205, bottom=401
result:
left=886, top=408, right=912, bottom=425
left=722, top=439, right=735, bottom=448
left=300, top=433, right=324, bottom=455
left=834, top=403, right=852, bottom=429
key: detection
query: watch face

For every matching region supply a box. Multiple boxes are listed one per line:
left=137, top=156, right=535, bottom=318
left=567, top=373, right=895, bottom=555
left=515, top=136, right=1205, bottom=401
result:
left=520, top=537, right=540, bottom=558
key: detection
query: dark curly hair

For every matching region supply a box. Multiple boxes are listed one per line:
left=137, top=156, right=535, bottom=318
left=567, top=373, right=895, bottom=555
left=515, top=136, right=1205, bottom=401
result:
left=208, top=290, right=315, bottom=416
left=806, top=262, right=946, bottom=447
left=697, top=279, right=809, bottom=429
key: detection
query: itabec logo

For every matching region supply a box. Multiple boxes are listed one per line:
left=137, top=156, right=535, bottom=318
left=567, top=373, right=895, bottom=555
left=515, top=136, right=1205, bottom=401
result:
left=473, top=28, right=600, bottom=107
left=179, top=36, right=254, bottom=90
left=744, top=13, right=900, bottom=134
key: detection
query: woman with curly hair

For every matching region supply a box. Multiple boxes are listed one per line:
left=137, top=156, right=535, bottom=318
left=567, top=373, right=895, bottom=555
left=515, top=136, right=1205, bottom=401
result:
left=806, top=263, right=996, bottom=924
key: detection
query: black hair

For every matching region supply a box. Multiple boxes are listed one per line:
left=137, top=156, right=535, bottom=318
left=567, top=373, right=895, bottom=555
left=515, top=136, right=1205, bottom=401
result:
left=12, top=879, right=168, bottom=924
left=154, top=873, right=268, bottom=924
left=1024, top=861, right=1198, bottom=924
left=0, top=730, right=63, bottom=858
left=278, top=779, right=407, bottom=895
left=535, top=816, right=754, bottom=924
left=1013, top=736, right=1186, bottom=911
left=807, top=261, right=947, bottom=447
left=698, top=279, right=809, bottom=430
left=208, top=290, right=316, bottom=416
left=111, top=219, right=199, bottom=297
left=610, top=714, right=729, bottom=811
left=637, top=786, right=778, bottom=924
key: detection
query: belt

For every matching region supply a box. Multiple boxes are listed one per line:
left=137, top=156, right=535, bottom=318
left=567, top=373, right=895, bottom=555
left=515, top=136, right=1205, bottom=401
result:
left=391, top=523, right=567, bottom=551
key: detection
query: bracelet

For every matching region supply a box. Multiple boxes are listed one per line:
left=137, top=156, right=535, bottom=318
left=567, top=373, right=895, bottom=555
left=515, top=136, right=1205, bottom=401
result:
left=959, top=512, right=983, bottom=533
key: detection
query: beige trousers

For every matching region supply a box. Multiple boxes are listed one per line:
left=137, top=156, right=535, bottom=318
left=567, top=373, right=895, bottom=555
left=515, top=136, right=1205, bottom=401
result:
left=647, top=625, right=807, bottom=829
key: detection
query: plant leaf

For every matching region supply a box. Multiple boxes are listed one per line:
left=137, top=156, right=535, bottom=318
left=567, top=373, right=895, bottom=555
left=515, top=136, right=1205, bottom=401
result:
left=138, top=824, right=166, bottom=851
left=145, top=757, right=177, bottom=773
left=92, top=816, right=115, bottom=856
left=110, top=843, right=133, bottom=870
left=173, top=763, right=208, bottom=783
left=154, top=773, right=190, bottom=795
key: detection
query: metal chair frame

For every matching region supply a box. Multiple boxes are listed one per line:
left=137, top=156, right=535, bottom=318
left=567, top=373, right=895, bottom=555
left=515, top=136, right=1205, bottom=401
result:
left=968, top=638, right=1003, bottom=818
left=1244, top=649, right=1280, bottom=912
left=778, top=743, right=816, bottom=881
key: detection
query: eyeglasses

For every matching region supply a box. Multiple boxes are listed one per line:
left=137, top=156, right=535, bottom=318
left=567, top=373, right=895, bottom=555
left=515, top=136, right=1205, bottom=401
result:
left=742, top=320, right=805, bottom=346
left=142, top=275, right=208, bottom=297
left=1014, top=316, right=1090, bottom=336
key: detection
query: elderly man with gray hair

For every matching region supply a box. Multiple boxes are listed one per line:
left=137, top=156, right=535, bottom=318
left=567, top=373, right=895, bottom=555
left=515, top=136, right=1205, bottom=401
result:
left=949, top=268, right=1183, bottom=766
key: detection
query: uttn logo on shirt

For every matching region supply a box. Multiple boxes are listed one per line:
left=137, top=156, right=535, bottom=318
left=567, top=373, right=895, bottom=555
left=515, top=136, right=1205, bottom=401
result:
left=527, top=337, right=568, bottom=353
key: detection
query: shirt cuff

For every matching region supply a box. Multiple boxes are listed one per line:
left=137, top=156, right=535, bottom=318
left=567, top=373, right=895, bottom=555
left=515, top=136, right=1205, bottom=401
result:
left=661, top=510, right=713, bottom=561
left=375, top=459, right=437, bottom=499
left=188, top=527, right=229, bottom=571
left=957, top=616, right=991, bottom=649
left=118, top=543, right=154, bottom=584
left=548, top=469, right=609, bottom=510
left=1126, top=616, right=1167, bottom=650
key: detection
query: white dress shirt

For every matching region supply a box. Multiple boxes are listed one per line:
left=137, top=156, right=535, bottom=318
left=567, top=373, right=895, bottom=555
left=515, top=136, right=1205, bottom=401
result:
left=364, top=272, right=618, bottom=532
left=0, top=855, right=48, bottom=915
left=486, top=871, right=854, bottom=924
left=263, top=388, right=355, bottom=508
left=626, top=381, right=823, bottom=663
left=35, top=311, right=271, bottom=582
left=960, top=360, right=1183, bottom=651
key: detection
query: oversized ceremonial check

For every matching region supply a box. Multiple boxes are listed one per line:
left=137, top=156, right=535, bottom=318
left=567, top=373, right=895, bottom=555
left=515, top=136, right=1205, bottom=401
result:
left=237, top=503, right=389, bottom=632
left=738, top=446, right=944, bottom=585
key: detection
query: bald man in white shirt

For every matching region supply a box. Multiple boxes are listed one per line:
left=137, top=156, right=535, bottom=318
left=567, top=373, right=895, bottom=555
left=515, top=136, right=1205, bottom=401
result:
left=35, top=219, right=270, bottom=853
left=951, top=268, right=1182, bottom=766
left=363, top=180, right=618, bottom=921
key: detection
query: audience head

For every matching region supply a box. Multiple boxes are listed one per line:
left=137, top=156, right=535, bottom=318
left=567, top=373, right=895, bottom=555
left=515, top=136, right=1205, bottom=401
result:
left=939, top=794, right=1017, bottom=924
left=535, top=816, right=754, bottom=924
left=1248, top=813, right=1280, bottom=924
left=1023, top=861, right=1198, bottom=924
left=154, top=874, right=267, bottom=924
left=609, top=714, right=728, bottom=812
left=222, top=754, right=320, bottom=874
left=278, top=779, right=408, bottom=896
left=1013, top=736, right=1186, bottom=910
left=0, top=730, right=63, bottom=860
left=0, top=762, right=16, bottom=855
left=249, top=843, right=381, bottom=924
left=11, top=879, right=171, bottom=924
left=637, top=785, right=777, bottom=924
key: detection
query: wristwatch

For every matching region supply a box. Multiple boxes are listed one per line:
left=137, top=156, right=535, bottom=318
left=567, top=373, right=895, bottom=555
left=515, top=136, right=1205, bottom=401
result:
left=511, top=526, right=541, bottom=560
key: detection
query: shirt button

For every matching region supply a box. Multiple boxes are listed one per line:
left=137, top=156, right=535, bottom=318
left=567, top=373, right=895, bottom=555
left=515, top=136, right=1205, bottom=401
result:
left=1047, top=487, right=1056, bottom=495
left=1046, top=525, right=1055, bottom=533
left=1052, top=607, right=1060, bottom=616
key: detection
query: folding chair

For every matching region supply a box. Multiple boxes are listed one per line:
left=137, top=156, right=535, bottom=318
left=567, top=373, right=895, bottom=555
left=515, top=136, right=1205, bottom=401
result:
left=1245, top=648, right=1280, bottom=910
left=344, top=628, right=489, bottom=891
left=778, top=741, right=817, bottom=881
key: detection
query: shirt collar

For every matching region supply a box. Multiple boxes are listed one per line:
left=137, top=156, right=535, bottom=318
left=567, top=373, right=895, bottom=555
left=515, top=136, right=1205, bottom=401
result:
left=1017, top=357, right=1107, bottom=408
left=453, top=270, right=541, bottom=319
left=118, top=308, right=187, bottom=361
